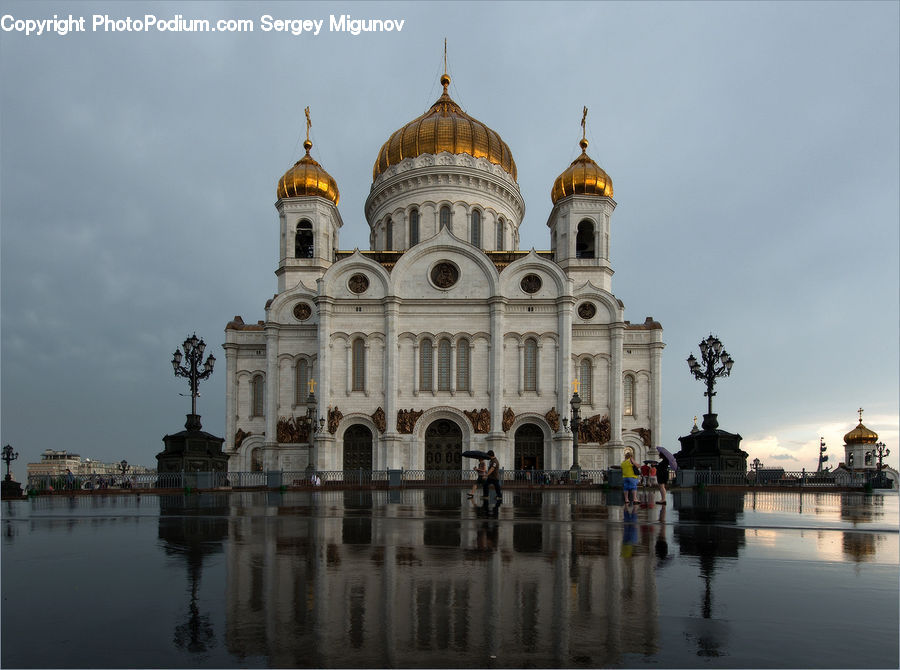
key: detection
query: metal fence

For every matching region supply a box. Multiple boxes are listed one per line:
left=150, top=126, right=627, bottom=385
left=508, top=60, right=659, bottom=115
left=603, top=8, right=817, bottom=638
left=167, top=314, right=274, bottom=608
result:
left=676, top=469, right=888, bottom=489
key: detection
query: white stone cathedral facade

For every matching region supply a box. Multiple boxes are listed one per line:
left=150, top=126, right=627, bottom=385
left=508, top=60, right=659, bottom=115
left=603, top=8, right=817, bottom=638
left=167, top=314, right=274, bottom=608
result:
left=224, top=73, right=664, bottom=474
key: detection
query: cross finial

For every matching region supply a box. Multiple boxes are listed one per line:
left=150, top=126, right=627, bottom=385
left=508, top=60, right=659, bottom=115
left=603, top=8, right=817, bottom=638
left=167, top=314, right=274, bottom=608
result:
left=443, top=38, right=447, bottom=74
left=858, top=407, right=864, bottom=423
left=572, top=378, right=580, bottom=393
left=581, top=106, right=588, bottom=140
left=304, top=106, right=311, bottom=141
left=308, top=378, right=317, bottom=394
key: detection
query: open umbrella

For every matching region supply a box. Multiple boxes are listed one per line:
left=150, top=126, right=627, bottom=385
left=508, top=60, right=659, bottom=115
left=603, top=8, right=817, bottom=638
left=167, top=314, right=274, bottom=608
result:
left=656, top=446, right=677, bottom=470
left=461, top=449, right=491, bottom=460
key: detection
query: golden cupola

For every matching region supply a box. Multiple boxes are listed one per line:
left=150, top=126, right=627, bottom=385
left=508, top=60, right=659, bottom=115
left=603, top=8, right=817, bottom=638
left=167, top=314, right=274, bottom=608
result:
left=373, top=73, right=517, bottom=181
left=551, top=137, right=613, bottom=204
left=844, top=419, right=878, bottom=445
left=277, top=138, right=340, bottom=204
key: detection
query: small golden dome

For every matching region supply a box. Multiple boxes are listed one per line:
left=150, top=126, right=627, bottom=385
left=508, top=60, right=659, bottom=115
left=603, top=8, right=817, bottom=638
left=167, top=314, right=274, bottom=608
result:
left=277, top=140, right=339, bottom=204
left=551, top=138, right=613, bottom=204
left=373, top=74, right=517, bottom=181
left=844, top=420, right=878, bottom=445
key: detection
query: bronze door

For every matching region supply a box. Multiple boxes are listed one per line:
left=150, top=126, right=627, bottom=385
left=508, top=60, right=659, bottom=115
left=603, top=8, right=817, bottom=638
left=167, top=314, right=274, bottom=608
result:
left=343, top=425, right=373, bottom=471
left=424, top=419, right=462, bottom=471
left=515, top=424, right=544, bottom=470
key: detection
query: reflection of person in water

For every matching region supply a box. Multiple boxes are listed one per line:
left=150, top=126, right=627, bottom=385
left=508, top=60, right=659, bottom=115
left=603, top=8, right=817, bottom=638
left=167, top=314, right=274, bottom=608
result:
left=621, top=505, right=639, bottom=557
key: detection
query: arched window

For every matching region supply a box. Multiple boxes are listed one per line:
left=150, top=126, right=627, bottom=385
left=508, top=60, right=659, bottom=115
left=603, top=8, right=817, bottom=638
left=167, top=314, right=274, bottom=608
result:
left=576, top=220, right=595, bottom=259
left=580, top=359, right=592, bottom=404
left=456, top=339, right=470, bottom=391
left=352, top=339, right=366, bottom=392
left=385, top=217, right=393, bottom=251
left=496, top=219, right=505, bottom=251
left=524, top=338, right=537, bottom=391
left=624, top=374, right=634, bottom=416
left=471, top=210, right=481, bottom=246
left=419, top=340, right=433, bottom=391
left=440, top=205, right=451, bottom=231
left=295, top=359, right=308, bottom=405
left=409, top=208, right=419, bottom=245
left=438, top=339, right=452, bottom=391
left=295, top=221, right=314, bottom=258
left=251, top=374, right=265, bottom=417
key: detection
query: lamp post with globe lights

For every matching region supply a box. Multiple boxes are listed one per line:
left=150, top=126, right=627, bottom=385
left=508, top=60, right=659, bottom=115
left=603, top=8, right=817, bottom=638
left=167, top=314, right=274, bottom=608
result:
left=687, top=334, right=734, bottom=422
left=172, top=333, right=216, bottom=431
left=866, top=442, right=890, bottom=487
left=1, top=444, right=23, bottom=499
left=2, top=444, right=18, bottom=482
left=569, top=384, right=582, bottom=481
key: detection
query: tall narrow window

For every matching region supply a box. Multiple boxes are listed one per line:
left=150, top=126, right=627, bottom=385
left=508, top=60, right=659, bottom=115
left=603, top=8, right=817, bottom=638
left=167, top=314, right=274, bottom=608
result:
left=385, top=217, right=393, bottom=251
left=295, top=221, right=314, bottom=258
left=580, top=359, right=592, bottom=404
left=440, top=205, right=451, bottom=231
left=295, top=359, right=308, bottom=405
left=251, top=375, right=265, bottom=417
left=456, top=339, right=470, bottom=391
left=524, top=338, right=537, bottom=391
left=419, top=340, right=433, bottom=391
left=624, top=374, right=634, bottom=416
left=576, top=220, right=595, bottom=259
left=409, top=208, right=419, bottom=245
left=471, top=210, right=481, bottom=246
left=496, top=219, right=505, bottom=250
left=352, top=339, right=366, bottom=392
left=438, top=339, right=452, bottom=391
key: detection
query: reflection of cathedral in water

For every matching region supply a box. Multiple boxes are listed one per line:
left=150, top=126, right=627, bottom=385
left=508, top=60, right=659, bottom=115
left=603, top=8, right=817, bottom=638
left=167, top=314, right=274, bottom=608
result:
left=224, top=490, right=664, bottom=667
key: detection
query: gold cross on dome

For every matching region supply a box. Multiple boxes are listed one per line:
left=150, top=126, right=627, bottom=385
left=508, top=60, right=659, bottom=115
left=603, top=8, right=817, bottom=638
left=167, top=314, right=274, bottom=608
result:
left=304, top=106, right=311, bottom=142
left=572, top=378, right=580, bottom=394
left=308, top=378, right=317, bottom=394
left=858, top=407, right=864, bottom=423
left=581, top=106, right=588, bottom=141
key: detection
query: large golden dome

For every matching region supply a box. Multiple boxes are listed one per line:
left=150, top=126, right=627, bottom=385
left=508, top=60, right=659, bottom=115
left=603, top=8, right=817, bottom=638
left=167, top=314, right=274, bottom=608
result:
left=551, top=138, right=613, bottom=204
left=373, top=74, right=517, bottom=181
left=844, top=420, right=878, bottom=445
left=278, top=140, right=340, bottom=204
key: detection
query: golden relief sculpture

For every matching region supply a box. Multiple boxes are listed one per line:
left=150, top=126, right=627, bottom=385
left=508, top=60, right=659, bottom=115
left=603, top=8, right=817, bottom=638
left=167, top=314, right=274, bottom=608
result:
left=633, top=427, right=652, bottom=447
left=463, top=408, right=490, bottom=433
left=372, top=407, right=386, bottom=434
left=578, top=414, right=610, bottom=444
left=234, top=428, right=251, bottom=449
left=276, top=416, right=310, bottom=444
left=502, top=407, right=515, bottom=432
left=545, top=408, right=560, bottom=432
left=397, top=409, right=423, bottom=434
left=328, top=406, right=343, bottom=434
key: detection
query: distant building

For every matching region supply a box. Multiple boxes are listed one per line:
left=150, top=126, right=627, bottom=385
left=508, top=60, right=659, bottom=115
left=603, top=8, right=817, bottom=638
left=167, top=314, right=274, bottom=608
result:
left=832, top=412, right=897, bottom=489
left=26, top=450, right=155, bottom=479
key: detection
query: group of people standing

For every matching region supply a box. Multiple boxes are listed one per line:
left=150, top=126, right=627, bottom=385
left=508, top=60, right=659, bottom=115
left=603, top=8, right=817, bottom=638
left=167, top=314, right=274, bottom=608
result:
left=621, top=448, right=671, bottom=505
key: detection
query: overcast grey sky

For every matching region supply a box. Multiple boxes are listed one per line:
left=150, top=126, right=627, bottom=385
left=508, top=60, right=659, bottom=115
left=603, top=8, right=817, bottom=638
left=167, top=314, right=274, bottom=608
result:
left=2, top=1, right=897, bottom=475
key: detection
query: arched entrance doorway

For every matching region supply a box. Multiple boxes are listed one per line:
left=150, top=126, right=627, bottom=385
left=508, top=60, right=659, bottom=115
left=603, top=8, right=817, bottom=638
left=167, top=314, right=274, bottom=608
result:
left=514, top=423, right=544, bottom=471
left=424, top=419, right=462, bottom=471
left=343, top=425, right=373, bottom=471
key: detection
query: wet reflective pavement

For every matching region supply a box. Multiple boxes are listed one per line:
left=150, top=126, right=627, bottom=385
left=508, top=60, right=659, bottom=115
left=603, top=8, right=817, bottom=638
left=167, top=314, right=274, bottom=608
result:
left=2, top=489, right=897, bottom=668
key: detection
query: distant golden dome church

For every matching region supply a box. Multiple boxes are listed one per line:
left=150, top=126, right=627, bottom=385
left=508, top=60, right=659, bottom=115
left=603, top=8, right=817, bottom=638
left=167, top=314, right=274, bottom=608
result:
left=223, top=67, right=664, bottom=476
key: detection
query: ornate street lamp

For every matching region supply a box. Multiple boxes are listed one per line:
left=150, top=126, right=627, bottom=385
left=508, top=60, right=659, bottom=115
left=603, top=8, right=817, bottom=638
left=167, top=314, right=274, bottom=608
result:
left=303, top=380, right=326, bottom=477
left=2, top=444, right=19, bottom=482
left=569, top=382, right=582, bottom=480
left=817, top=438, right=829, bottom=473
left=172, top=333, right=216, bottom=430
left=119, top=459, right=130, bottom=476
left=687, top=334, right=734, bottom=427
left=866, top=442, right=890, bottom=486
left=752, top=457, right=762, bottom=482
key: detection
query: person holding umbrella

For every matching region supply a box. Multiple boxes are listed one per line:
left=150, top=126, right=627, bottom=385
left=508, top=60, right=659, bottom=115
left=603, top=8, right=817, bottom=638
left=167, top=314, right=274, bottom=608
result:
left=468, top=457, right=487, bottom=498
left=655, top=446, right=677, bottom=505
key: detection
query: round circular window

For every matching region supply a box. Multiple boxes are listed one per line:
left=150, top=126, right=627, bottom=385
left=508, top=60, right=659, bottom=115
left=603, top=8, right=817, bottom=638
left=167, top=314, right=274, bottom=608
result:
left=430, top=262, right=459, bottom=289
left=293, top=303, right=312, bottom=321
left=520, top=274, right=542, bottom=294
left=348, top=273, right=369, bottom=294
left=578, top=302, right=597, bottom=319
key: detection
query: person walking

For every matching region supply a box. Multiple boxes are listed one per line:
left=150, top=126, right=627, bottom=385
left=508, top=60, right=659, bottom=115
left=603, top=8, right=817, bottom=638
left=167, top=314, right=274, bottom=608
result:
left=468, top=457, right=487, bottom=498
left=639, top=462, right=650, bottom=487
left=655, top=456, right=670, bottom=505
left=482, top=450, right=502, bottom=502
left=621, top=453, right=640, bottom=504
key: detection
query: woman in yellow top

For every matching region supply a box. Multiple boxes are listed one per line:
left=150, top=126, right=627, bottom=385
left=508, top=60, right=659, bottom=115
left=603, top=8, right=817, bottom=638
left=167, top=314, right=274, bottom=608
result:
left=621, top=453, right=640, bottom=504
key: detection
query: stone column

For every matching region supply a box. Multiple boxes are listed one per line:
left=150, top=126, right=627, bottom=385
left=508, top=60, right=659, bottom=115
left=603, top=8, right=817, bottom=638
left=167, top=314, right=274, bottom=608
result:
left=224, top=342, right=238, bottom=457
left=264, top=326, right=280, bottom=469
left=382, top=297, right=401, bottom=469
left=486, top=297, right=508, bottom=457
left=314, top=292, right=335, bottom=470
left=609, top=325, right=625, bottom=458
left=649, top=341, right=664, bottom=449
left=556, top=295, right=575, bottom=470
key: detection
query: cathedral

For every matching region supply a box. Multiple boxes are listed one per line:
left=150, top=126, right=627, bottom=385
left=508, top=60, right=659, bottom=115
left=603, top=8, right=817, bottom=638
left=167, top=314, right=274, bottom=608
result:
left=223, top=70, right=664, bottom=475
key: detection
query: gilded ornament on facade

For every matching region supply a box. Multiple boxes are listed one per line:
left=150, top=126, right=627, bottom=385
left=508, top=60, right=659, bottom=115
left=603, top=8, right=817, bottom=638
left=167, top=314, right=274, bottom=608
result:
left=397, top=409, right=423, bottom=434
left=234, top=428, right=251, bottom=449
left=431, top=262, right=459, bottom=289
left=578, top=414, right=610, bottom=444
left=293, top=302, right=312, bottom=321
left=634, top=427, right=651, bottom=447
left=578, top=302, right=596, bottom=319
left=348, top=274, right=369, bottom=294
left=277, top=416, right=310, bottom=444
left=502, top=407, right=515, bottom=432
left=328, top=406, right=343, bottom=434
left=520, top=274, right=542, bottom=294
left=545, top=408, right=560, bottom=432
left=463, top=408, right=491, bottom=433
left=372, top=407, right=386, bottom=434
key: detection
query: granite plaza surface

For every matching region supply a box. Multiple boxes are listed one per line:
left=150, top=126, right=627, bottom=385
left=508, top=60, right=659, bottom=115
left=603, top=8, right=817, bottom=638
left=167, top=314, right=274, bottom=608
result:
left=2, top=488, right=897, bottom=668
